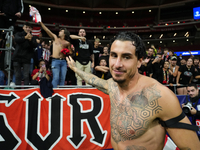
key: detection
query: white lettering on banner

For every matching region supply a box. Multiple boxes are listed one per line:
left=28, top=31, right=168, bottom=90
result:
left=67, top=93, right=107, bottom=149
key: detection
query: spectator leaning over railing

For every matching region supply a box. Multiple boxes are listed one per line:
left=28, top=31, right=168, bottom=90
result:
left=182, top=83, right=200, bottom=140
left=176, top=58, right=195, bottom=95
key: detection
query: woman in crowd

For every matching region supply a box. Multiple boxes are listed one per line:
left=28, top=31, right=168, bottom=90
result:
left=31, top=59, right=51, bottom=85
left=176, top=58, right=195, bottom=95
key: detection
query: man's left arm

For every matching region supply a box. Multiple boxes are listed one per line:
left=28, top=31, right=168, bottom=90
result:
left=158, top=85, right=200, bottom=150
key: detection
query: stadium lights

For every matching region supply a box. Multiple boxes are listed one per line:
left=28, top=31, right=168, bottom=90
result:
left=187, top=39, right=189, bottom=41
left=147, top=42, right=150, bottom=44
left=103, top=36, right=105, bottom=39
left=160, top=41, right=162, bottom=43
left=149, top=35, right=152, bottom=38
left=177, top=21, right=180, bottom=23
left=66, top=10, right=68, bottom=12
left=149, top=10, right=151, bottom=12
left=173, top=40, right=175, bottom=42
left=48, top=8, right=51, bottom=10
left=185, top=32, right=189, bottom=37
left=29, top=5, right=31, bottom=7
left=174, top=33, right=177, bottom=36
left=132, top=11, right=134, bottom=13
left=83, top=11, right=85, bottom=13
left=116, top=12, right=118, bottom=14
left=159, top=34, right=163, bottom=39
left=99, top=12, right=102, bottom=14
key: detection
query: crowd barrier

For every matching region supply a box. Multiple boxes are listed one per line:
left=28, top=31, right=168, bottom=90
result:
left=0, top=26, right=14, bottom=86
left=0, top=87, right=196, bottom=150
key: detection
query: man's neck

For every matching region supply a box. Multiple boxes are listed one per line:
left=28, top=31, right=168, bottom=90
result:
left=117, top=73, right=140, bottom=93
left=60, top=36, right=65, bottom=40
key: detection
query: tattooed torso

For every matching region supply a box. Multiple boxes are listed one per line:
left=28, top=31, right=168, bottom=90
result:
left=108, top=81, right=165, bottom=150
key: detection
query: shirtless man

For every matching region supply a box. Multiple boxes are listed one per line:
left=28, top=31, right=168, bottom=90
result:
left=66, top=32, right=200, bottom=150
left=40, top=22, right=84, bottom=88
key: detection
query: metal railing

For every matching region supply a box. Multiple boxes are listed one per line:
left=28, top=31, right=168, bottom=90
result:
left=0, top=84, right=195, bottom=95
left=0, top=26, right=14, bottom=86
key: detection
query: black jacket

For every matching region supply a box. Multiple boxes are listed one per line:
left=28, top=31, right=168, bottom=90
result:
left=0, top=0, right=24, bottom=17
left=13, top=31, right=38, bottom=63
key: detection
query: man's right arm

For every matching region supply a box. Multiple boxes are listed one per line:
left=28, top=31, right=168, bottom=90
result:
left=66, top=56, right=110, bottom=94
left=40, top=22, right=56, bottom=40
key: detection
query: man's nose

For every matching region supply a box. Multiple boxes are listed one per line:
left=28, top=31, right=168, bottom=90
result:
left=114, top=57, right=122, bottom=68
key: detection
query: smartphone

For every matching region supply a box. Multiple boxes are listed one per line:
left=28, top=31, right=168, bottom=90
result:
left=42, top=64, right=45, bottom=68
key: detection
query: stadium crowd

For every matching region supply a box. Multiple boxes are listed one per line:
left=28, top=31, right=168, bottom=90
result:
left=0, top=22, right=200, bottom=95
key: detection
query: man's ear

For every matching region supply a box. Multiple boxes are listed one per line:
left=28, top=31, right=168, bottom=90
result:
left=137, top=58, right=143, bottom=68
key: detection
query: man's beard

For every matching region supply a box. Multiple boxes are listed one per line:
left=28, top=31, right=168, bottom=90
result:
left=112, top=72, right=135, bottom=84
left=113, top=78, right=126, bottom=84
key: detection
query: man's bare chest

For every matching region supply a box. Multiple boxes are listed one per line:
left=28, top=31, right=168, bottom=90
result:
left=109, top=86, right=162, bottom=144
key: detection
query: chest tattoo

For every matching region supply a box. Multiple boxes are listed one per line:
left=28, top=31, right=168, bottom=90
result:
left=126, top=145, right=147, bottom=150
left=109, top=84, right=162, bottom=144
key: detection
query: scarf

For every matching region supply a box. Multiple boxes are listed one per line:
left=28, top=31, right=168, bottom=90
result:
left=162, top=68, right=169, bottom=84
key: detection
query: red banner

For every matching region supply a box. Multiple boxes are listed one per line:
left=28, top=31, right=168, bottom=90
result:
left=0, top=88, right=112, bottom=150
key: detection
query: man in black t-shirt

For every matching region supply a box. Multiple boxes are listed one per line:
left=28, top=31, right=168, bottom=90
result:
left=93, top=38, right=103, bottom=68
left=70, top=29, right=94, bottom=86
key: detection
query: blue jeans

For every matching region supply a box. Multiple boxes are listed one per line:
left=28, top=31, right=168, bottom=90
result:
left=51, top=59, right=67, bottom=88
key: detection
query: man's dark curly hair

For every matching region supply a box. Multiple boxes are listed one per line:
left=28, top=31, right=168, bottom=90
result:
left=110, top=31, right=146, bottom=60
left=60, top=28, right=70, bottom=41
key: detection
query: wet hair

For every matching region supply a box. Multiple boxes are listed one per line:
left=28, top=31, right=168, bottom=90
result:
left=60, top=28, right=70, bottom=41
left=23, top=22, right=32, bottom=28
left=187, top=83, right=198, bottom=89
left=110, top=31, right=146, bottom=59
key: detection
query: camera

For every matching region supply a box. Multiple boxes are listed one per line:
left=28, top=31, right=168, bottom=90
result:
left=182, top=102, right=193, bottom=115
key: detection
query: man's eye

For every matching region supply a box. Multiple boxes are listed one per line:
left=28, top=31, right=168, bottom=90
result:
left=125, top=56, right=130, bottom=59
left=111, top=54, right=117, bottom=58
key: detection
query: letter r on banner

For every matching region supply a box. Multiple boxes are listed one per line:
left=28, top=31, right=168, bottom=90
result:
left=67, top=93, right=107, bottom=149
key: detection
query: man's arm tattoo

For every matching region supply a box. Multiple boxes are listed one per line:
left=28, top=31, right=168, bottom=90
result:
left=75, top=70, right=109, bottom=93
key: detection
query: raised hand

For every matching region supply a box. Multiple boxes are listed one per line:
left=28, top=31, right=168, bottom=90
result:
left=66, top=56, right=77, bottom=71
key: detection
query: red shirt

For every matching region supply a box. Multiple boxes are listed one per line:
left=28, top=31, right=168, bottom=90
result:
left=31, top=69, right=51, bottom=82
